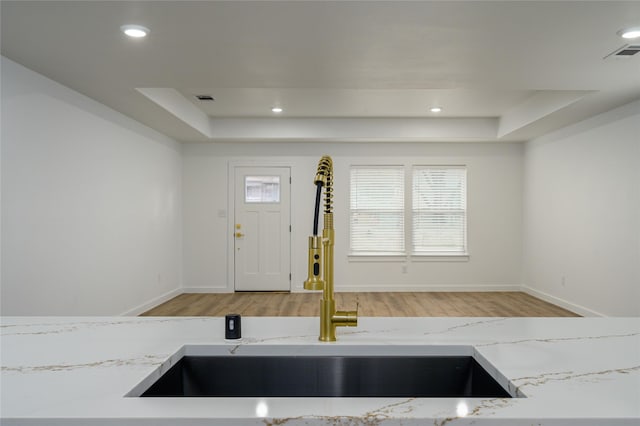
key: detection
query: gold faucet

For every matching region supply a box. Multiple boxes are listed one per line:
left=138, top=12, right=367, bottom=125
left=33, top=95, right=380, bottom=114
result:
left=304, top=156, right=357, bottom=341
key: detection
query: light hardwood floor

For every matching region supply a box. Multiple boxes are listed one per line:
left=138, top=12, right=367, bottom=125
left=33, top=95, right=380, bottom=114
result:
left=141, top=292, right=579, bottom=317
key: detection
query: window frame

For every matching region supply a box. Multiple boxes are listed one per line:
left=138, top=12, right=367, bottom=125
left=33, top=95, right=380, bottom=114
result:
left=411, top=165, right=468, bottom=257
left=348, top=164, right=469, bottom=261
left=349, top=165, right=406, bottom=256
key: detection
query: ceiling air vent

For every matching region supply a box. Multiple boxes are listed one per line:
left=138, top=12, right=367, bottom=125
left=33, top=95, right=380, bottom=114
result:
left=195, top=95, right=215, bottom=101
left=604, top=44, right=640, bottom=59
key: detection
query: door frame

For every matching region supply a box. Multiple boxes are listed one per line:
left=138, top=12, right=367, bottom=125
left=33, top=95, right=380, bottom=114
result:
left=227, top=161, right=293, bottom=292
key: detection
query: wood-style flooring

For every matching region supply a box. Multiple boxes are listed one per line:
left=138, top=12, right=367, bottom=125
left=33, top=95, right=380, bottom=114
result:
left=141, top=291, right=579, bottom=317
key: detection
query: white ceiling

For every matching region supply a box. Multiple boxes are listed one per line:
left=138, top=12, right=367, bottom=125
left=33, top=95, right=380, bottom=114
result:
left=2, top=1, right=640, bottom=143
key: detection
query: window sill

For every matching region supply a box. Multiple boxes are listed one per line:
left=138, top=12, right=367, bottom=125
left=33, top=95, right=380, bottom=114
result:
left=411, top=253, right=469, bottom=262
left=348, top=253, right=469, bottom=262
left=348, top=254, right=408, bottom=262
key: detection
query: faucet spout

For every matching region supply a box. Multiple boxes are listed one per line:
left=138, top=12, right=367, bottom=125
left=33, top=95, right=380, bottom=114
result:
left=304, top=156, right=358, bottom=342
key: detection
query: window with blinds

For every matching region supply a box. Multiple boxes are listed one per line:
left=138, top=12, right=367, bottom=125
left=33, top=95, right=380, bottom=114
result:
left=349, top=165, right=467, bottom=257
left=350, top=166, right=405, bottom=254
left=412, top=166, right=467, bottom=254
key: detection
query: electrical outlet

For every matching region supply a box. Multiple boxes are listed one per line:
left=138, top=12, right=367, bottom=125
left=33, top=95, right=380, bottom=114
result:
left=401, top=265, right=408, bottom=274
left=561, top=276, right=566, bottom=287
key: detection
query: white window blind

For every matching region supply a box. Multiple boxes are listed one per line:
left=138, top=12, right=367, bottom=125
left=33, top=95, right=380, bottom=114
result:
left=412, top=166, right=467, bottom=254
left=350, top=167, right=404, bottom=254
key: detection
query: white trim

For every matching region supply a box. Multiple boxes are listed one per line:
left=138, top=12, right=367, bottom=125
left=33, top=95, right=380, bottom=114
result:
left=182, top=286, right=233, bottom=294
left=119, top=288, right=183, bottom=316
left=411, top=254, right=469, bottom=262
left=228, top=160, right=293, bottom=292
left=227, top=162, right=234, bottom=292
left=326, top=284, right=522, bottom=292
left=348, top=254, right=408, bottom=262
left=348, top=254, right=469, bottom=262
left=521, top=285, right=605, bottom=317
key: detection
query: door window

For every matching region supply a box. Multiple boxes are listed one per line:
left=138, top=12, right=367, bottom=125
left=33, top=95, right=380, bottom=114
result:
left=245, top=176, right=280, bottom=203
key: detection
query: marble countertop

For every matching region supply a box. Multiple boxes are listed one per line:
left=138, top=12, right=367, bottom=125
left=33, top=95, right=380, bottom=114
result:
left=1, top=316, right=639, bottom=425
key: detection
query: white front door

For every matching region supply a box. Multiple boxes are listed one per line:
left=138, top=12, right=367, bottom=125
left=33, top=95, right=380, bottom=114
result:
left=234, top=167, right=291, bottom=291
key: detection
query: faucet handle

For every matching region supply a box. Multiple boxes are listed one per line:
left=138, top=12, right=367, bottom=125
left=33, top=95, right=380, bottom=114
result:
left=333, top=309, right=358, bottom=327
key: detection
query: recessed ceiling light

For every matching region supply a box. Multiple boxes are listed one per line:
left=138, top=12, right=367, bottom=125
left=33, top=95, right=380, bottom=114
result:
left=430, top=107, right=443, bottom=113
left=271, top=107, right=283, bottom=113
left=618, top=27, right=640, bottom=39
left=121, top=25, right=149, bottom=38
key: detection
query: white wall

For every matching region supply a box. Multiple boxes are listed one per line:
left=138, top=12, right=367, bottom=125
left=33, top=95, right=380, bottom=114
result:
left=182, top=142, right=523, bottom=293
left=1, top=57, right=183, bottom=316
left=5, top=58, right=635, bottom=318
left=523, top=100, right=640, bottom=317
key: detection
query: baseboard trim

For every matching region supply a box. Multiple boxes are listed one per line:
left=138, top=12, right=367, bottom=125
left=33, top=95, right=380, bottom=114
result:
left=120, top=288, right=183, bottom=316
left=182, top=287, right=233, bottom=293
left=521, top=285, right=605, bottom=317
left=294, top=284, right=523, bottom=293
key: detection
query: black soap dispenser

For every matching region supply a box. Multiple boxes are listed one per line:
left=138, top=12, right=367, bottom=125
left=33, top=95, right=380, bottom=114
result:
left=225, top=314, right=242, bottom=340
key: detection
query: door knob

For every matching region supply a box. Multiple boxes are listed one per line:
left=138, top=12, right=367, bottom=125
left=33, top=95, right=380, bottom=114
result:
left=235, top=232, right=245, bottom=238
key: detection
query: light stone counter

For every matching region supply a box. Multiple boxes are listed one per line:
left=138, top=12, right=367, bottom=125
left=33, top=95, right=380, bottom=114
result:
left=1, top=316, right=639, bottom=425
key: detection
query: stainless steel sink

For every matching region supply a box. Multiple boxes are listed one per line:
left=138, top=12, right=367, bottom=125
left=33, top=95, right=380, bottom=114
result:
left=137, top=350, right=513, bottom=398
